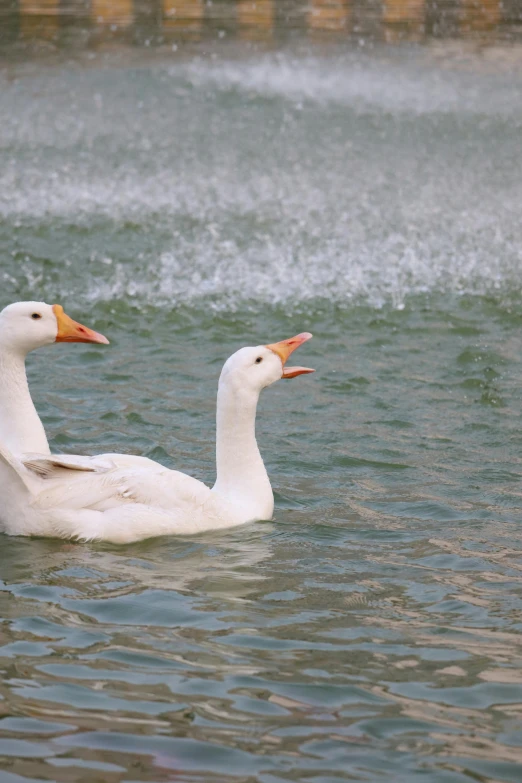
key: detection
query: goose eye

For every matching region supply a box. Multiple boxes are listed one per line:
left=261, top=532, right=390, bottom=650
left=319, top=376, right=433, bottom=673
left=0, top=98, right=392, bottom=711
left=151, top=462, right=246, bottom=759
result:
left=255, top=357, right=263, bottom=364
left=31, top=313, right=42, bottom=320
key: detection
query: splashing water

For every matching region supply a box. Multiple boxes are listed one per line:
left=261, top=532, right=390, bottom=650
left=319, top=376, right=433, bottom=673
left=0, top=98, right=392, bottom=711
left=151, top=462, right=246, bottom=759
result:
left=1, top=47, right=521, bottom=312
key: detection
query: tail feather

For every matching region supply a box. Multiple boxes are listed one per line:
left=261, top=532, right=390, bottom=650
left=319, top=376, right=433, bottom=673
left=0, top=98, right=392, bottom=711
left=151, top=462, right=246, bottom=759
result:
left=22, top=453, right=115, bottom=479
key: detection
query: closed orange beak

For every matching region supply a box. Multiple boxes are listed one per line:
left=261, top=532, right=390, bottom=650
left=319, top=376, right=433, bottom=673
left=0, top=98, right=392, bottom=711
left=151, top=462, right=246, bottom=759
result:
left=52, top=304, right=109, bottom=345
left=266, top=332, right=314, bottom=378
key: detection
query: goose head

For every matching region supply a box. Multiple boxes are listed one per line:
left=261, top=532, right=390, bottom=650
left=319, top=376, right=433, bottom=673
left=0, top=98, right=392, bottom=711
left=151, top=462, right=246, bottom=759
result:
left=219, top=332, right=314, bottom=396
left=0, top=301, right=109, bottom=355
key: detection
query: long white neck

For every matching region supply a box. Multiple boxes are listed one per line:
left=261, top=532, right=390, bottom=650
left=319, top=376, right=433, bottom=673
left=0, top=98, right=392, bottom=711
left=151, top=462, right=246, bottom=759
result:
left=0, top=343, right=50, bottom=455
left=212, top=380, right=274, bottom=521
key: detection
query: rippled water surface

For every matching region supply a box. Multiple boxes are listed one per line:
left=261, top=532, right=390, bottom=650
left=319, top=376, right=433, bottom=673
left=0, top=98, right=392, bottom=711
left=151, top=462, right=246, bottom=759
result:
left=1, top=42, right=522, bottom=782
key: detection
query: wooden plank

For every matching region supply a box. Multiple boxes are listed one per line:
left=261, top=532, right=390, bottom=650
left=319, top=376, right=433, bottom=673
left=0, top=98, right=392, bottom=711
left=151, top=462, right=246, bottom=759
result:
left=460, top=0, right=501, bottom=32
left=383, top=0, right=425, bottom=40
left=307, top=0, right=350, bottom=32
left=18, top=0, right=59, bottom=38
left=163, top=0, right=203, bottom=34
left=237, top=0, right=274, bottom=38
left=91, top=0, right=133, bottom=27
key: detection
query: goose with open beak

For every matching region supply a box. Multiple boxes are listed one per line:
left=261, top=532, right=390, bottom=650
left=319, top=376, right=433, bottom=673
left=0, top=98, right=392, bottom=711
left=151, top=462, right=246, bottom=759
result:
left=0, top=333, right=315, bottom=543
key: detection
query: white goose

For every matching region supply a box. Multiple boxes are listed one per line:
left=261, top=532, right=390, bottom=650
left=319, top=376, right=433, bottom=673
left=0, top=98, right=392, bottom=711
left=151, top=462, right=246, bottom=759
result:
left=0, top=333, right=314, bottom=543
left=0, top=301, right=165, bottom=474
left=0, top=301, right=109, bottom=455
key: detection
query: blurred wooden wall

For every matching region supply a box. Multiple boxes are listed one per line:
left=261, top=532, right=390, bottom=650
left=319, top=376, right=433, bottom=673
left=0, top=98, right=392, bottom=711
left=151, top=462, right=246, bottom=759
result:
left=0, top=0, right=519, bottom=45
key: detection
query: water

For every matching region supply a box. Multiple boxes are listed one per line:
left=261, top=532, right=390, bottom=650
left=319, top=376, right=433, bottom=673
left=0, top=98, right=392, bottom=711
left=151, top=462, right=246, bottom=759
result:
left=1, top=41, right=522, bottom=782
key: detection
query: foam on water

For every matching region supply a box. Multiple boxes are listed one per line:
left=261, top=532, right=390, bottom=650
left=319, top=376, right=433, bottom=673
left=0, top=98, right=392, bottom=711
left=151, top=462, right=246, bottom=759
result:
left=1, top=48, right=521, bottom=311
left=179, top=51, right=522, bottom=116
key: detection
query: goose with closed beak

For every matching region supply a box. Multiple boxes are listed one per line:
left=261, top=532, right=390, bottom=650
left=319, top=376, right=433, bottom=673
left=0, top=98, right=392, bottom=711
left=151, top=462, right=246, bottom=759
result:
left=0, top=301, right=166, bottom=475
left=0, top=301, right=109, bottom=456
left=0, top=333, right=314, bottom=543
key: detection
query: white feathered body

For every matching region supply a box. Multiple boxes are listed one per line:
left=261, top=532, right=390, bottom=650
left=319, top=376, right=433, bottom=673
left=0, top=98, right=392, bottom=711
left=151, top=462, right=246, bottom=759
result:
left=0, top=457, right=246, bottom=543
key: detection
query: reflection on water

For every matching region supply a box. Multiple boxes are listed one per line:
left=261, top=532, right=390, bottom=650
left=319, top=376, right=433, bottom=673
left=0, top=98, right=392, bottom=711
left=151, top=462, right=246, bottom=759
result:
left=1, top=0, right=521, bottom=47
left=2, top=494, right=522, bottom=781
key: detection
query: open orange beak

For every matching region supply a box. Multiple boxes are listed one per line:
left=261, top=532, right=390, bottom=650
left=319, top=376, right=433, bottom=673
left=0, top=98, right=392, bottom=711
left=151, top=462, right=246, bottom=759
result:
left=266, top=332, right=314, bottom=378
left=52, top=304, right=109, bottom=345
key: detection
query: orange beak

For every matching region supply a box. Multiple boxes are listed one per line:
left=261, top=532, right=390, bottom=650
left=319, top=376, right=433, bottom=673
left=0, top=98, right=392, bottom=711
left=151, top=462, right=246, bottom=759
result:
left=52, top=304, right=109, bottom=345
left=266, top=332, right=314, bottom=378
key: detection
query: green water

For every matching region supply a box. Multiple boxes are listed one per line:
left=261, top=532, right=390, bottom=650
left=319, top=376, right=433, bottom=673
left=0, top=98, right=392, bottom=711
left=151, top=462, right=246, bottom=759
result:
left=1, top=43, right=522, bottom=782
